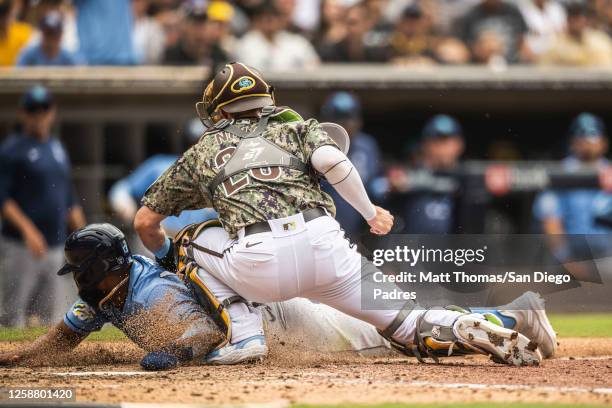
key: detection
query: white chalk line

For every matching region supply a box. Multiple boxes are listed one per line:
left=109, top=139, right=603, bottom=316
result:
left=52, top=371, right=156, bottom=377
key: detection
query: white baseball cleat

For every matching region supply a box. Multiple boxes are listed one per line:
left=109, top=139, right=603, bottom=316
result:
left=205, top=335, right=268, bottom=365
left=495, top=292, right=558, bottom=359
left=453, top=314, right=542, bottom=366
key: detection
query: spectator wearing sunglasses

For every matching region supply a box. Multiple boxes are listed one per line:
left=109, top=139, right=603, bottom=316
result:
left=0, top=85, right=86, bottom=328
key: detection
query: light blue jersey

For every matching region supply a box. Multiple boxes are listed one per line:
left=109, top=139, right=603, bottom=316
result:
left=63, top=255, right=212, bottom=352
left=533, top=157, right=612, bottom=234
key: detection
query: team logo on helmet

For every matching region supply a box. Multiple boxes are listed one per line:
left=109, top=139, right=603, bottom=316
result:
left=231, top=76, right=256, bottom=93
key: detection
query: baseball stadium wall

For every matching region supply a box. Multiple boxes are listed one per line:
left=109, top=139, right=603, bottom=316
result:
left=1, top=65, right=612, bottom=221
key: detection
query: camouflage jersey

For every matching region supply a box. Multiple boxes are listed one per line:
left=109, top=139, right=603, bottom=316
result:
left=142, top=108, right=337, bottom=237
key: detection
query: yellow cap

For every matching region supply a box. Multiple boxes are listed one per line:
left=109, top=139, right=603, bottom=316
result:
left=208, top=1, right=234, bottom=22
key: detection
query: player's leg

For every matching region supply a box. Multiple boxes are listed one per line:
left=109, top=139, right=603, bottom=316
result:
left=267, top=298, right=392, bottom=356
left=467, top=292, right=557, bottom=358
left=183, top=227, right=267, bottom=364
left=3, top=240, right=40, bottom=327
left=303, top=216, right=542, bottom=366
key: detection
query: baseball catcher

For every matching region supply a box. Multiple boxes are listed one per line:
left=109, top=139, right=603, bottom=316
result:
left=135, top=62, right=546, bottom=366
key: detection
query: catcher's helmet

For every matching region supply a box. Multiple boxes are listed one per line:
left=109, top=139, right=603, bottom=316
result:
left=196, top=62, right=274, bottom=124
left=57, top=223, right=131, bottom=297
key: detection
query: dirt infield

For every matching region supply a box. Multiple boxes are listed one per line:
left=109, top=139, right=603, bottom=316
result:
left=1, top=338, right=611, bottom=406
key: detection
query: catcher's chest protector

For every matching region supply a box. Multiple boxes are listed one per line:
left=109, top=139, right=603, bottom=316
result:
left=208, top=106, right=309, bottom=196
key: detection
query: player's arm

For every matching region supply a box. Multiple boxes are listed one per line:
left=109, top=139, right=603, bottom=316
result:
left=135, top=148, right=212, bottom=259
left=1, top=199, right=48, bottom=258
left=0, top=321, right=87, bottom=366
left=307, top=124, right=393, bottom=235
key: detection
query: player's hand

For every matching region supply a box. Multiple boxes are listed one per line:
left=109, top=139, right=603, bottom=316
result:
left=23, top=226, right=48, bottom=258
left=0, top=352, right=23, bottom=366
left=368, top=206, right=394, bottom=235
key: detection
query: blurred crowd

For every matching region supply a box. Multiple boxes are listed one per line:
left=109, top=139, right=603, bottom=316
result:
left=2, top=0, right=612, bottom=68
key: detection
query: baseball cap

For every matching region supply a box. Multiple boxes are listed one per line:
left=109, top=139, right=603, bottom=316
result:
left=208, top=1, right=234, bottom=22
left=39, top=10, right=63, bottom=33
left=321, top=92, right=362, bottom=120
left=184, top=0, right=208, bottom=21
left=401, top=4, right=424, bottom=19
left=422, top=114, right=463, bottom=140
left=20, top=85, right=54, bottom=113
left=202, top=62, right=274, bottom=115
left=569, top=112, right=606, bottom=140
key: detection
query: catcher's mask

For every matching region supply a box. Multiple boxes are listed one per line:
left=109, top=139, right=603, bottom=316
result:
left=57, top=223, right=132, bottom=309
left=196, top=62, right=275, bottom=126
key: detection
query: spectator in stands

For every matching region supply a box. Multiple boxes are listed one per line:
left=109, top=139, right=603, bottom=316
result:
left=459, top=0, right=529, bottom=64
left=389, top=115, right=465, bottom=233
left=0, top=0, right=33, bottom=66
left=319, top=92, right=383, bottom=238
left=592, top=0, right=612, bottom=35
left=163, top=1, right=229, bottom=70
left=132, top=0, right=166, bottom=64
left=235, top=1, right=319, bottom=71
left=533, top=113, right=612, bottom=235
left=73, top=0, right=135, bottom=65
left=27, top=0, right=79, bottom=54
left=156, top=3, right=182, bottom=52
left=389, top=4, right=470, bottom=65
left=17, top=11, right=85, bottom=66
left=0, top=85, right=86, bottom=327
left=517, top=0, right=567, bottom=60
left=314, top=0, right=347, bottom=56
left=108, top=118, right=217, bottom=239
left=206, top=1, right=237, bottom=59
left=540, top=3, right=612, bottom=66
left=384, top=0, right=480, bottom=35
left=318, top=2, right=389, bottom=62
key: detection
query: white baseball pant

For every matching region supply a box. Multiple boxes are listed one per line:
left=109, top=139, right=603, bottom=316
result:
left=191, top=214, right=462, bottom=346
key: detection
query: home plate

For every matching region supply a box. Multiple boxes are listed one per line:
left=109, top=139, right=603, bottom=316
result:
left=52, top=371, right=156, bottom=377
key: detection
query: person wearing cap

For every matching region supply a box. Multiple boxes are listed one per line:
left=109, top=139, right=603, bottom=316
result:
left=320, top=92, right=383, bottom=238
left=388, top=114, right=465, bottom=234
left=0, top=85, right=86, bottom=327
left=0, top=0, right=34, bottom=66
left=17, top=11, right=85, bottom=66
left=533, top=112, right=612, bottom=236
left=163, top=0, right=229, bottom=71
left=108, top=118, right=218, bottom=240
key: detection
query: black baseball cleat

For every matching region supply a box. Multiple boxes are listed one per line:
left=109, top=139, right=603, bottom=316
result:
left=453, top=314, right=542, bottom=367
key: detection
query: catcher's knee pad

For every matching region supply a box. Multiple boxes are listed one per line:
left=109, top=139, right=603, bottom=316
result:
left=378, top=305, right=484, bottom=363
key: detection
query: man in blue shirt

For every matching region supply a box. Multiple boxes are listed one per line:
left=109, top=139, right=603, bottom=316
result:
left=108, top=118, right=217, bottom=239
left=0, top=85, right=86, bottom=327
left=533, top=112, right=612, bottom=262
left=320, top=92, right=383, bottom=238
left=73, top=0, right=135, bottom=65
left=17, top=11, right=85, bottom=66
left=391, top=114, right=465, bottom=233
left=534, top=113, right=612, bottom=235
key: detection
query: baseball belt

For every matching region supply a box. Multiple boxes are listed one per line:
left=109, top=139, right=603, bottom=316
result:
left=244, top=207, right=327, bottom=236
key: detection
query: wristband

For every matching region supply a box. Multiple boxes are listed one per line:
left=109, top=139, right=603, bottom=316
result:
left=154, top=237, right=171, bottom=259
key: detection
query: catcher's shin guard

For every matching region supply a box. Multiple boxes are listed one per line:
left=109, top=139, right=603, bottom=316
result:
left=186, top=266, right=246, bottom=350
left=173, top=219, right=246, bottom=350
left=379, top=306, right=483, bottom=363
